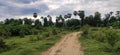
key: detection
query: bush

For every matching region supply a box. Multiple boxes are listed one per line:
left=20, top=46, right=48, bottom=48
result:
left=19, top=30, right=25, bottom=38
left=30, top=29, right=39, bottom=35
left=0, top=38, right=8, bottom=52
left=29, top=36, right=36, bottom=41
left=105, top=30, right=119, bottom=47
left=42, top=32, right=50, bottom=37
left=114, top=41, right=120, bottom=52
left=81, top=25, right=90, bottom=38
left=52, top=29, right=57, bottom=35
left=95, top=32, right=106, bottom=42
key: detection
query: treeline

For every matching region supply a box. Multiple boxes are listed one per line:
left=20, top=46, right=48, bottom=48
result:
left=0, top=10, right=120, bottom=38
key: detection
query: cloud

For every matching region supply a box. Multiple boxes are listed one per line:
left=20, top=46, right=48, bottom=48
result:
left=0, top=0, right=49, bottom=19
left=0, top=0, right=120, bottom=20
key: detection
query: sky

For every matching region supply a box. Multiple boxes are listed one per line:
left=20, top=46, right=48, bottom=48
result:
left=0, top=0, right=120, bottom=21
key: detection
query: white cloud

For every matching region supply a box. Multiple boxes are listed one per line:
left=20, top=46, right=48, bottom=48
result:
left=0, top=0, right=120, bottom=21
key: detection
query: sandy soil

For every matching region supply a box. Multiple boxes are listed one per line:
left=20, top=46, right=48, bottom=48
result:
left=42, top=32, right=84, bottom=55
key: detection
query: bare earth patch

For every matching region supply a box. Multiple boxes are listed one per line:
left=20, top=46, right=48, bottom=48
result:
left=42, top=32, right=84, bottom=55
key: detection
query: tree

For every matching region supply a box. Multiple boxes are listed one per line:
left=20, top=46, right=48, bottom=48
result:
left=110, top=11, right=113, bottom=16
left=116, top=11, right=120, bottom=21
left=41, top=16, right=44, bottom=19
left=93, top=12, right=101, bottom=26
left=66, top=19, right=80, bottom=27
left=55, top=15, right=64, bottom=27
left=47, top=15, right=54, bottom=26
left=0, top=38, right=8, bottom=51
left=67, top=13, right=72, bottom=19
left=73, top=11, right=78, bottom=18
left=33, top=13, right=37, bottom=18
left=55, top=17, right=59, bottom=27
left=78, top=10, right=85, bottom=26
left=103, top=12, right=114, bottom=27
left=4, top=19, right=10, bottom=24
left=43, top=17, right=48, bottom=27
left=89, top=15, right=94, bottom=26
left=64, top=15, right=68, bottom=19
left=35, top=19, right=42, bottom=29
left=23, top=18, right=32, bottom=25
left=33, top=13, right=38, bottom=26
left=109, top=16, right=117, bottom=23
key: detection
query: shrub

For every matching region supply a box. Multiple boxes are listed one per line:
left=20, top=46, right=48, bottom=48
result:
left=95, top=32, right=106, bottom=42
left=52, top=29, right=57, bottom=35
left=19, top=30, right=25, bottom=38
left=29, top=36, right=36, bottom=41
left=43, top=32, right=50, bottom=37
left=0, top=38, right=8, bottom=52
left=81, top=25, right=90, bottom=38
left=30, top=29, right=39, bottom=35
left=105, top=30, right=119, bottom=47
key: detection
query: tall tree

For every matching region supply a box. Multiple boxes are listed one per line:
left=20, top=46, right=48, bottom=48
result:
left=67, top=13, right=72, bottom=19
left=33, top=13, right=37, bottom=18
left=33, top=13, right=38, bottom=26
left=47, top=15, right=54, bottom=26
left=43, top=17, right=48, bottom=27
left=78, top=10, right=85, bottom=26
left=73, top=11, right=78, bottom=18
left=64, top=15, right=68, bottom=19
left=23, top=18, right=32, bottom=25
left=103, top=12, right=114, bottom=26
left=116, top=11, right=120, bottom=21
left=93, top=12, right=101, bottom=26
left=35, top=19, right=42, bottom=29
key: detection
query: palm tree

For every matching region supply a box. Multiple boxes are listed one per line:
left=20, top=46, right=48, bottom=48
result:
left=47, top=15, right=53, bottom=26
left=33, top=13, right=38, bottom=26
left=78, top=10, right=85, bottom=26
left=116, top=11, right=120, bottom=19
left=110, top=11, right=113, bottom=16
left=33, top=13, right=37, bottom=18
left=73, top=11, right=78, bottom=19
left=67, top=13, right=72, bottom=19
left=41, top=16, right=44, bottom=19
left=64, top=15, right=68, bottom=19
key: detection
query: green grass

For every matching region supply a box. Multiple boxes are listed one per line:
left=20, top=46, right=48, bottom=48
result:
left=80, top=36, right=116, bottom=55
left=79, top=27, right=120, bottom=55
left=0, top=29, right=69, bottom=55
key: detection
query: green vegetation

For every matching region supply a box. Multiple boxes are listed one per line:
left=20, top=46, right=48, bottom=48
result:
left=0, top=27, right=70, bottom=55
left=0, top=10, right=120, bottom=55
left=80, top=26, right=120, bottom=55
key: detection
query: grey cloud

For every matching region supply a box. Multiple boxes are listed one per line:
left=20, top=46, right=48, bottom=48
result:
left=0, top=0, right=120, bottom=20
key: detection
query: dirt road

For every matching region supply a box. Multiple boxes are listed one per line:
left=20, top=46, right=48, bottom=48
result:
left=42, top=32, right=84, bottom=55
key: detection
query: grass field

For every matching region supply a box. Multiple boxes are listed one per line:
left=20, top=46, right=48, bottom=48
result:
left=79, top=27, right=120, bottom=55
left=0, top=27, right=70, bottom=55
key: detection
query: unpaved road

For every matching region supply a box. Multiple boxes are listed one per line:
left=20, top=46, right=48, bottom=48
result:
left=42, top=32, right=84, bottom=55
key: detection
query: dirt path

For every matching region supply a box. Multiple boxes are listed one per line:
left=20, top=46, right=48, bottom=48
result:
left=42, top=32, right=84, bottom=55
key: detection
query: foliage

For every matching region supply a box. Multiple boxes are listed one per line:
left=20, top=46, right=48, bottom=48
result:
left=80, top=25, right=90, bottom=38
left=0, top=27, right=69, bottom=55
left=80, top=27, right=120, bottom=55
left=0, top=37, right=8, bottom=52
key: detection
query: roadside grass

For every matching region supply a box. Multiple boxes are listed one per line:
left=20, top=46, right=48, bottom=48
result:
left=80, top=36, right=116, bottom=55
left=79, top=26, right=120, bottom=55
left=0, top=27, right=70, bottom=55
